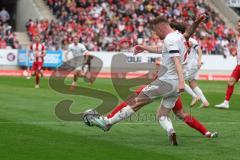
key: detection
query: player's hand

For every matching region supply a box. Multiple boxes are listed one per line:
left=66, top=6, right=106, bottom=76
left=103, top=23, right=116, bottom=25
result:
left=177, top=81, right=185, bottom=93
left=134, top=45, right=145, bottom=55
left=230, top=47, right=237, bottom=57
left=196, top=13, right=207, bottom=23
left=197, top=62, right=202, bottom=69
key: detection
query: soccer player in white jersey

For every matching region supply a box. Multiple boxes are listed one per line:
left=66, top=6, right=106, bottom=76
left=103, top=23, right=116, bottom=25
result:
left=215, top=19, right=240, bottom=109
left=65, top=36, right=90, bottom=89
left=170, top=22, right=209, bottom=107
left=185, top=38, right=209, bottom=107
left=28, top=35, right=46, bottom=88
left=85, top=16, right=186, bottom=145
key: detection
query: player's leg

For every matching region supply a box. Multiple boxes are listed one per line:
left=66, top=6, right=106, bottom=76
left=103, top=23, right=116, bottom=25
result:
left=32, top=62, right=39, bottom=88
left=184, top=83, right=200, bottom=106
left=155, top=79, right=180, bottom=146
left=156, top=99, right=178, bottom=146
left=107, top=85, right=146, bottom=119
left=86, top=92, right=152, bottom=131
left=84, top=64, right=94, bottom=84
left=85, top=79, right=171, bottom=131
left=105, top=79, right=172, bottom=125
left=215, top=66, right=240, bottom=109
left=35, top=70, right=40, bottom=88
left=173, top=97, right=217, bottom=138
left=71, top=71, right=79, bottom=88
left=36, top=62, right=43, bottom=88
left=189, top=79, right=209, bottom=107
left=39, top=69, right=44, bottom=77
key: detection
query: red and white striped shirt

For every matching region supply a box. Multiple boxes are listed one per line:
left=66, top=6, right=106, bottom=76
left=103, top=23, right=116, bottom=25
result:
left=29, top=43, right=45, bottom=62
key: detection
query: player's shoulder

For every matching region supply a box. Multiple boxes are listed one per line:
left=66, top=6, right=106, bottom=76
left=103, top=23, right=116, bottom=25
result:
left=68, top=43, right=74, bottom=47
left=77, top=43, right=86, bottom=47
left=164, top=31, right=183, bottom=43
left=189, top=37, right=198, bottom=45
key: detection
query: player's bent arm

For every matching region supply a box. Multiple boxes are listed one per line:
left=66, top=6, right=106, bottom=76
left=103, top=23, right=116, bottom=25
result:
left=172, top=56, right=185, bottom=93
left=184, top=14, right=206, bottom=40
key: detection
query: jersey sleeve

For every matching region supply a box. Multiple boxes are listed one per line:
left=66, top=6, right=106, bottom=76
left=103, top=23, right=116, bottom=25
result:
left=81, top=44, right=88, bottom=53
left=80, top=44, right=89, bottom=55
left=164, top=36, right=180, bottom=57
left=189, top=38, right=199, bottom=49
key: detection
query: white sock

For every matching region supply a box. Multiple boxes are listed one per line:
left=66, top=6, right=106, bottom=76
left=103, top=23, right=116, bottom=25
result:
left=105, top=105, right=135, bottom=125
left=159, top=116, right=174, bottom=134
left=193, top=87, right=208, bottom=103
left=185, top=83, right=198, bottom=98
left=224, top=100, right=229, bottom=105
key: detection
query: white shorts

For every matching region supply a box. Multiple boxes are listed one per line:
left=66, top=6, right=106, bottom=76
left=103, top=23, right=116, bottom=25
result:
left=185, top=68, right=198, bottom=81
left=142, top=78, right=179, bottom=109
left=75, top=66, right=83, bottom=71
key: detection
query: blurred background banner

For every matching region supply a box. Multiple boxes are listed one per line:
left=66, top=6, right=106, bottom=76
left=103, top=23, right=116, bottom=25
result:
left=0, top=49, right=18, bottom=65
left=228, top=0, right=240, bottom=8
left=18, top=50, right=62, bottom=68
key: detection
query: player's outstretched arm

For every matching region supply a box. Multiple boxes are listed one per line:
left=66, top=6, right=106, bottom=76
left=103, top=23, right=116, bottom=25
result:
left=134, top=45, right=162, bottom=55
left=184, top=14, right=207, bottom=40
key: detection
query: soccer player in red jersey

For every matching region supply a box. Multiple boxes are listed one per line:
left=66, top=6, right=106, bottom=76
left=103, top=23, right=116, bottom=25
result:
left=215, top=19, right=240, bottom=109
left=28, top=35, right=46, bottom=88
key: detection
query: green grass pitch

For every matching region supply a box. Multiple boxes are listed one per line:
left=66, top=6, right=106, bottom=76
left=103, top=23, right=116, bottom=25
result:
left=0, top=76, right=240, bottom=160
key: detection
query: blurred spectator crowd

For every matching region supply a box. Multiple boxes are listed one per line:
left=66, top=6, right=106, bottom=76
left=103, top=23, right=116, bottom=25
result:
left=25, top=0, right=237, bottom=55
left=0, top=8, right=20, bottom=49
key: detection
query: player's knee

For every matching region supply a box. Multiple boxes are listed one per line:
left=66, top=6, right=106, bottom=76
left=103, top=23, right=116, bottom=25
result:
left=157, top=115, right=168, bottom=121
left=189, top=80, right=197, bottom=89
left=156, top=109, right=167, bottom=120
left=136, top=94, right=151, bottom=105
left=178, top=112, right=188, bottom=120
left=228, top=78, right=236, bottom=86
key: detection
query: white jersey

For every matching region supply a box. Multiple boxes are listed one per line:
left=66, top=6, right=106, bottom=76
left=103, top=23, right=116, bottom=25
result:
left=237, top=38, right=240, bottom=65
left=187, top=38, right=199, bottom=69
left=68, top=43, right=88, bottom=57
left=160, top=31, right=187, bottom=80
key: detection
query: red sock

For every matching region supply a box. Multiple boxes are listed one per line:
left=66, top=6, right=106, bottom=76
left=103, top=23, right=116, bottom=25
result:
left=225, top=85, right=234, bottom=101
left=107, top=102, right=128, bottom=119
left=36, top=74, right=40, bottom=85
left=107, top=85, right=146, bottom=119
left=135, top=85, right=146, bottom=94
left=184, top=115, right=208, bottom=135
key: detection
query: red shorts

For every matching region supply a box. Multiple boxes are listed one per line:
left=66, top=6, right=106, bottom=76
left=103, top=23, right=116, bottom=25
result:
left=32, top=61, right=43, bottom=72
left=231, top=65, right=240, bottom=81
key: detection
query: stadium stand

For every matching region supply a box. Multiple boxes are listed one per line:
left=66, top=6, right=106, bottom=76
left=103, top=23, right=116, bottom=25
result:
left=0, top=20, right=21, bottom=49
left=0, top=7, right=21, bottom=49
left=25, top=0, right=237, bottom=55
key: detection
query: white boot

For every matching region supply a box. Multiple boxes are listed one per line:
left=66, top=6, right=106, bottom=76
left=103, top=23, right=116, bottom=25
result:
left=215, top=100, right=229, bottom=109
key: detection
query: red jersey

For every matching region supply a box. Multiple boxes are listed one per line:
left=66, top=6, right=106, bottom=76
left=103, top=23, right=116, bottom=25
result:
left=29, top=43, right=45, bottom=62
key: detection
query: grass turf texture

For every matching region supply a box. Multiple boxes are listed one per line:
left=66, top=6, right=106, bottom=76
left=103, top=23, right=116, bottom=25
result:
left=0, top=76, right=240, bottom=160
